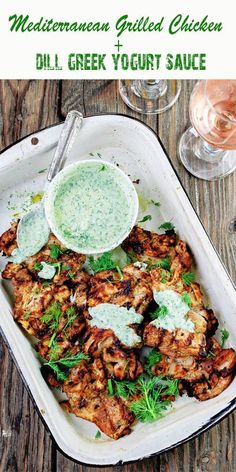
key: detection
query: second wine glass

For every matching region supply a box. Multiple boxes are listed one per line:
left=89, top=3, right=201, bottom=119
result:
left=119, top=80, right=181, bottom=114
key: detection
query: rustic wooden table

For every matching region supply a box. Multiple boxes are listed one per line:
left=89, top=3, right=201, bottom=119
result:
left=0, top=80, right=235, bottom=472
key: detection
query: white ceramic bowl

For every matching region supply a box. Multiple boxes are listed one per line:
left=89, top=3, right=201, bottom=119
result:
left=44, top=159, right=139, bottom=254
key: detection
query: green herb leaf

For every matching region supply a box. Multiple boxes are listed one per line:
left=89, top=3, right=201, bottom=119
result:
left=23, top=311, right=31, bottom=320
left=138, top=215, right=152, bottom=224
left=41, top=302, right=62, bottom=330
left=44, top=351, right=89, bottom=381
left=182, top=272, right=195, bottom=286
left=145, top=350, right=163, bottom=373
left=150, top=306, right=168, bottom=320
left=34, top=262, right=43, bottom=271
left=158, top=222, right=175, bottom=231
left=63, top=307, right=77, bottom=332
left=181, top=292, right=192, bottom=307
left=147, top=257, right=171, bottom=271
left=113, top=379, right=139, bottom=399
left=50, top=244, right=64, bottom=259
left=115, top=265, right=123, bottom=281
left=206, top=350, right=215, bottom=358
left=129, top=376, right=171, bottom=423
left=151, top=200, right=161, bottom=207
left=89, top=252, right=119, bottom=273
left=126, top=251, right=138, bottom=263
left=95, top=430, right=102, bottom=439
left=99, top=164, right=107, bottom=172
left=220, top=328, right=229, bottom=348
left=107, top=378, right=114, bottom=396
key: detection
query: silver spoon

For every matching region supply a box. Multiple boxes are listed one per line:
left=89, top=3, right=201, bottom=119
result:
left=10, top=110, right=83, bottom=263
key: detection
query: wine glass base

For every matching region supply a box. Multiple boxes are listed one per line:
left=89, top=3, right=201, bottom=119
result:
left=119, top=80, right=181, bottom=114
left=179, top=127, right=236, bottom=181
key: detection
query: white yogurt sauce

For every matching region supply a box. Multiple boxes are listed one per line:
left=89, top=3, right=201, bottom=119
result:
left=38, top=262, right=56, bottom=279
left=152, top=289, right=194, bottom=332
left=88, top=303, right=143, bottom=347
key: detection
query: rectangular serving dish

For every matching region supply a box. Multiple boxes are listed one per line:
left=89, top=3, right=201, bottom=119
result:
left=0, top=114, right=236, bottom=465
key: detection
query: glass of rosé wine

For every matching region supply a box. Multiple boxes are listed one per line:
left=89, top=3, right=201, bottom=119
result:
left=179, top=80, right=236, bottom=180
left=119, top=80, right=181, bottom=114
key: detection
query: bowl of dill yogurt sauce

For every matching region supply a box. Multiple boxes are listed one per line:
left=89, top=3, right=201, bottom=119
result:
left=44, top=159, right=139, bottom=254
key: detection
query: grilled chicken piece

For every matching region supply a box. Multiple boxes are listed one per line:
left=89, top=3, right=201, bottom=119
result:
left=143, top=265, right=218, bottom=358
left=122, top=225, right=177, bottom=261
left=0, top=224, right=86, bottom=285
left=10, top=268, right=85, bottom=341
left=151, top=339, right=236, bottom=400
left=83, top=326, right=143, bottom=380
left=63, top=358, right=135, bottom=439
left=0, top=221, right=18, bottom=256
left=87, top=263, right=153, bottom=315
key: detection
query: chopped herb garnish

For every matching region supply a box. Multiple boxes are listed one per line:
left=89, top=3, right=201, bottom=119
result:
left=49, top=262, right=62, bottom=274
left=67, top=271, right=74, bottom=279
left=95, top=430, right=102, bottom=439
left=107, top=379, right=114, bottom=396
left=147, top=257, right=171, bottom=271
left=99, top=164, right=107, bottom=172
left=38, top=168, right=47, bottom=174
left=145, top=350, right=163, bottom=373
left=34, top=262, right=43, bottom=271
left=150, top=306, right=168, bottom=320
left=220, top=328, right=229, bottom=348
left=160, top=270, right=170, bottom=284
left=42, top=281, right=52, bottom=287
left=61, top=264, right=71, bottom=271
left=63, top=307, right=77, bottom=332
left=113, top=379, right=138, bottom=399
left=23, top=311, right=31, bottom=320
left=158, top=222, right=175, bottom=231
left=88, top=252, right=121, bottom=275
left=138, top=215, right=152, bottom=224
left=50, top=244, right=64, bottom=259
left=181, top=292, right=192, bottom=307
left=44, top=351, right=89, bottom=381
left=41, top=302, right=62, bottom=330
left=182, top=272, right=195, bottom=286
left=151, top=200, right=161, bottom=207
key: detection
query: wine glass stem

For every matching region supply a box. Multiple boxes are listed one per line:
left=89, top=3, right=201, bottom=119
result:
left=193, top=130, right=227, bottom=163
left=134, top=80, right=167, bottom=99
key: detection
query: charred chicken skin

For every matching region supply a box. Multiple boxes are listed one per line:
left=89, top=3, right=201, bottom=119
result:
left=63, top=358, right=135, bottom=439
left=150, top=339, right=236, bottom=401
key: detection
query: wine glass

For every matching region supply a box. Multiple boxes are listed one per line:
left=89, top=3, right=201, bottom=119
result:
left=119, top=80, right=181, bottom=114
left=179, top=80, right=236, bottom=180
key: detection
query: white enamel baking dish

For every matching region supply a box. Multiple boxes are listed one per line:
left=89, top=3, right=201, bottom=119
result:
left=0, top=114, right=236, bottom=466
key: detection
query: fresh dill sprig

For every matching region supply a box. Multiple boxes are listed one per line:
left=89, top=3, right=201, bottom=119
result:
left=151, top=200, right=161, bottom=207
left=144, top=350, right=163, bottom=373
left=182, top=272, right=195, bottom=286
left=63, top=306, right=77, bottom=332
left=95, top=430, right=102, bottom=439
left=41, top=302, right=62, bottom=330
left=113, top=379, right=139, bottom=399
left=147, top=257, right=171, bottom=272
left=44, top=351, right=89, bottom=381
left=129, top=376, right=172, bottom=423
left=220, top=328, right=229, bottom=348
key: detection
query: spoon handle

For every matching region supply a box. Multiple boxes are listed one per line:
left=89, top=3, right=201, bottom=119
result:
left=47, top=110, right=83, bottom=182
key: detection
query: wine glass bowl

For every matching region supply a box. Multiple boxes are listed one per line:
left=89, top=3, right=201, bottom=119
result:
left=179, top=80, right=236, bottom=180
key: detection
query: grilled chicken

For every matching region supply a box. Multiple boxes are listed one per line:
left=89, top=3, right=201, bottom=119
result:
left=0, top=221, right=18, bottom=256
left=87, top=263, right=153, bottom=315
left=0, top=224, right=86, bottom=285
left=63, top=358, right=135, bottom=439
left=143, top=265, right=218, bottom=358
left=122, top=225, right=177, bottom=261
left=151, top=339, right=236, bottom=400
left=83, top=326, right=143, bottom=380
left=7, top=268, right=85, bottom=343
